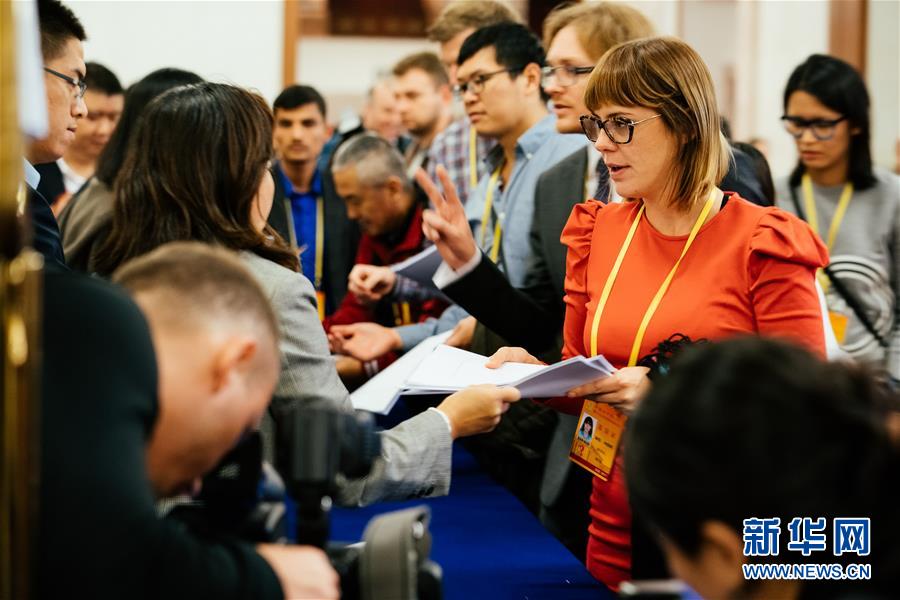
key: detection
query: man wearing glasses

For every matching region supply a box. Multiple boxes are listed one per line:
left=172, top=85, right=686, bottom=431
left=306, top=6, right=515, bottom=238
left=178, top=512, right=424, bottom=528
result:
left=25, top=0, right=88, bottom=269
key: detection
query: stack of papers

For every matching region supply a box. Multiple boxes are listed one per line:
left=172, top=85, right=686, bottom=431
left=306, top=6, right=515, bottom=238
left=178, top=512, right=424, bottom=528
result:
left=350, top=336, right=615, bottom=415
left=390, top=245, right=442, bottom=290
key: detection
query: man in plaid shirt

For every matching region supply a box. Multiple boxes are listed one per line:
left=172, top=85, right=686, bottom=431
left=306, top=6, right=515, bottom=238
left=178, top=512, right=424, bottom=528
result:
left=426, top=118, right=494, bottom=206
left=425, top=1, right=520, bottom=204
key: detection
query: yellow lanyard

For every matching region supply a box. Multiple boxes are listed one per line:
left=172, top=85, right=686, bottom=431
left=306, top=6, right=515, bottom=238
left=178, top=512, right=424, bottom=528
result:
left=479, top=165, right=504, bottom=263
left=314, top=196, right=325, bottom=320
left=314, top=196, right=324, bottom=289
left=801, top=173, right=853, bottom=252
left=468, top=126, right=479, bottom=190
left=589, top=190, right=717, bottom=365
left=392, top=302, right=412, bottom=326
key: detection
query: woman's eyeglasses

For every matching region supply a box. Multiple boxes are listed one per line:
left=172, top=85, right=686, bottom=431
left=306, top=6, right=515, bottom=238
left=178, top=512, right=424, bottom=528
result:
left=579, top=114, right=662, bottom=145
left=781, top=115, right=847, bottom=141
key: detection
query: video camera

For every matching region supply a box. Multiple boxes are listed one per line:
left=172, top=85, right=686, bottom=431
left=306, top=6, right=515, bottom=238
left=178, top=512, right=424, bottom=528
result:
left=166, top=406, right=442, bottom=600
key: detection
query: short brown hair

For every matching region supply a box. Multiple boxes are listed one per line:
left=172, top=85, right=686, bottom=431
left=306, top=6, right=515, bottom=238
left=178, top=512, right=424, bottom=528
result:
left=427, top=1, right=521, bottom=42
left=112, top=242, right=279, bottom=348
left=543, top=2, right=654, bottom=63
left=584, top=37, right=730, bottom=210
left=392, top=51, right=449, bottom=87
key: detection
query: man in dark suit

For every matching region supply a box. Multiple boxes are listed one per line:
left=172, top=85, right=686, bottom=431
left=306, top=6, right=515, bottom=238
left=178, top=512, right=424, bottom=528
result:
left=25, top=0, right=90, bottom=269
left=266, top=85, right=359, bottom=317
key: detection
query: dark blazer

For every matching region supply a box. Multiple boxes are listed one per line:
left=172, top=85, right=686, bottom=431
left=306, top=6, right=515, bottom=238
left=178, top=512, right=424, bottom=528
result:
left=267, top=163, right=359, bottom=317
left=40, top=270, right=281, bottom=598
left=27, top=184, right=67, bottom=269
left=442, top=147, right=595, bottom=562
left=443, top=146, right=593, bottom=356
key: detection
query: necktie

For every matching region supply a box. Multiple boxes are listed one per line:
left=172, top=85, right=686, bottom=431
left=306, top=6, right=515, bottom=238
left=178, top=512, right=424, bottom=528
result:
left=592, top=160, right=610, bottom=203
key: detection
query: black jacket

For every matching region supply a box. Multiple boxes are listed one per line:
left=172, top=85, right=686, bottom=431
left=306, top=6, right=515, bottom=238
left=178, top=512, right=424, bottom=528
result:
left=39, top=270, right=283, bottom=599
left=27, top=184, right=67, bottom=269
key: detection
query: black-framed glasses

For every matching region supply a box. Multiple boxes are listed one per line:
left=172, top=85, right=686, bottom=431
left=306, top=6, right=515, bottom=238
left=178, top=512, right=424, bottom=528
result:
left=781, top=115, right=847, bottom=141
left=453, top=67, right=522, bottom=97
left=541, top=65, right=593, bottom=87
left=44, top=67, right=87, bottom=100
left=580, top=113, right=662, bottom=145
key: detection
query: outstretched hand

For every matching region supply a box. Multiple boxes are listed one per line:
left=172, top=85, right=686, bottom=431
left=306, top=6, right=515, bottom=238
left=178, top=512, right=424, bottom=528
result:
left=437, top=384, right=521, bottom=439
left=566, top=366, right=651, bottom=415
left=416, top=166, right=479, bottom=271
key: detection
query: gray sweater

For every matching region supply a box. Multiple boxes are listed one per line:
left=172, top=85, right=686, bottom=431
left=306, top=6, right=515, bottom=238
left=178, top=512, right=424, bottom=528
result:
left=776, top=168, right=900, bottom=378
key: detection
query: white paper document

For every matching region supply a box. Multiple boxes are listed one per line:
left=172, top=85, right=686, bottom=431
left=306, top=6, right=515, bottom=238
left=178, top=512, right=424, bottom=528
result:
left=350, top=331, right=452, bottom=414
left=390, top=245, right=442, bottom=288
left=350, top=337, right=615, bottom=415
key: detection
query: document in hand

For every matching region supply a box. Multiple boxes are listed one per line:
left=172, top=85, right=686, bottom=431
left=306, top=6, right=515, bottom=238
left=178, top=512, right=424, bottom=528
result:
left=350, top=340, right=615, bottom=415
left=405, top=345, right=616, bottom=398
left=349, top=331, right=452, bottom=414
left=389, top=245, right=441, bottom=289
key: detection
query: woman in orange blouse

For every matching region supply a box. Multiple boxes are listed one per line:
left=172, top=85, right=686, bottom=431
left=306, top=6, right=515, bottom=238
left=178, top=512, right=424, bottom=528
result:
left=490, top=37, right=829, bottom=590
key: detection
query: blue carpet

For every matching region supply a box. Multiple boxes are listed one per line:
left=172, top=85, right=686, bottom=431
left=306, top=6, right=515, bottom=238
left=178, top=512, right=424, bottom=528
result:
left=331, top=446, right=611, bottom=599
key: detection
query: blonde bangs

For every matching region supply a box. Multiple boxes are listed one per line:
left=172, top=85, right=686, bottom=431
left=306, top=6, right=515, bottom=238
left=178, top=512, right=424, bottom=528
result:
left=583, top=42, right=656, bottom=114
left=584, top=37, right=731, bottom=209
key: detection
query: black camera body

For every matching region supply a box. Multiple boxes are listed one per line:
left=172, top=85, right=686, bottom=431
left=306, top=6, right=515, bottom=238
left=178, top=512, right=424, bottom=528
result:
left=167, top=406, right=442, bottom=600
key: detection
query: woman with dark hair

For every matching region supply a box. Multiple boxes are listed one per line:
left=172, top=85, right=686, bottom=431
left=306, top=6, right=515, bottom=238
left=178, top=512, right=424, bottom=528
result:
left=58, top=67, right=204, bottom=272
left=97, top=81, right=519, bottom=506
left=487, top=37, right=828, bottom=589
left=94, top=82, right=291, bottom=274
left=626, top=337, right=899, bottom=599
left=776, top=54, right=900, bottom=381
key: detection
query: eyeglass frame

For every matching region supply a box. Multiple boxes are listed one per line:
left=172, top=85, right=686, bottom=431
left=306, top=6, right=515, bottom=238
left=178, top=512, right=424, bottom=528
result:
left=780, top=115, right=847, bottom=141
left=453, top=66, right=523, bottom=97
left=540, top=65, right=594, bottom=88
left=579, top=113, right=662, bottom=145
left=44, top=67, right=87, bottom=100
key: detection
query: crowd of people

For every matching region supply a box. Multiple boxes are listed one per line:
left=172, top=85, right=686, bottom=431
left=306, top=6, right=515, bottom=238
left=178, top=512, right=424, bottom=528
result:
left=21, top=0, right=899, bottom=598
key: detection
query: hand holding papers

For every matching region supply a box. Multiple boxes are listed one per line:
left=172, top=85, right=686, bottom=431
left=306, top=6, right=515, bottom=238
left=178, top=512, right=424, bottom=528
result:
left=350, top=335, right=615, bottom=415
left=407, top=345, right=615, bottom=398
left=389, top=245, right=442, bottom=289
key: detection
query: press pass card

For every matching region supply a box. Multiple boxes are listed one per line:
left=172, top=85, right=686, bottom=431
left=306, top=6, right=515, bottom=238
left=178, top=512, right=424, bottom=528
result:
left=569, top=400, right=627, bottom=481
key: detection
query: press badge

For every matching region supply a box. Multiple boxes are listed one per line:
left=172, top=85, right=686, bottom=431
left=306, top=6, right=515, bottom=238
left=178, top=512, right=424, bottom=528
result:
left=569, top=400, right=628, bottom=481
left=828, top=310, right=849, bottom=344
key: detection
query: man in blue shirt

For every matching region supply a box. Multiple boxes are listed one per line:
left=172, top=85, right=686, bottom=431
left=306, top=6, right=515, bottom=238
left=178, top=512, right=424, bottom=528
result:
left=268, top=85, right=359, bottom=317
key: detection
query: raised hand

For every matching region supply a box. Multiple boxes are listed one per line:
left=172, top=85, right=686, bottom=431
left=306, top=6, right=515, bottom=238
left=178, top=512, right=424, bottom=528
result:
left=416, top=165, right=479, bottom=271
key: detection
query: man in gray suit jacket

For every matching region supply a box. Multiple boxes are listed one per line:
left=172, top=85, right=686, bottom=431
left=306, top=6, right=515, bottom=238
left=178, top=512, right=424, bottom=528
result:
left=241, top=250, right=520, bottom=506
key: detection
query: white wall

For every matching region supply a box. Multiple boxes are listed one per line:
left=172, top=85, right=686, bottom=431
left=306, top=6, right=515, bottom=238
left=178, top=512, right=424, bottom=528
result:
left=296, top=36, right=436, bottom=121
left=867, top=0, right=900, bottom=172
left=70, top=0, right=284, bottom=102
left=67, top=0, right=897, bottom=173
left=744, top=0, right=830, bottom=179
